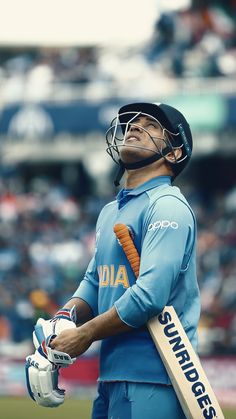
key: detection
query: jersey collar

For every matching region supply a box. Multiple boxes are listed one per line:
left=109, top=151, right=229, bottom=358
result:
left=116, top=176, right=172, bottom=206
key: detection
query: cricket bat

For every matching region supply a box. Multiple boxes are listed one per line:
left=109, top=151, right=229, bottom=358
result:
left=113, top=223, right=224, bottom=419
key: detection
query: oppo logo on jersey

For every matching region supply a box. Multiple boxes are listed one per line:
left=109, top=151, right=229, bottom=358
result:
left=148, top=220, right=179, bottom=231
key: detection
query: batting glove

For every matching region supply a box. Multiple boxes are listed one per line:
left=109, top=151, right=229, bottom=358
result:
left=25, top=306, right=77, bottom=407
left=33, top=306, right=77, bottom=351
left=25, top=345, right=65, bottom=408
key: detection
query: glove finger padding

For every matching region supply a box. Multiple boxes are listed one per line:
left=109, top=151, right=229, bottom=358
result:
left=25, top=352, right=65, bottom=408
left=46, top=346, right=75, bottom=366
left=35, top=334, right=75, bottom=367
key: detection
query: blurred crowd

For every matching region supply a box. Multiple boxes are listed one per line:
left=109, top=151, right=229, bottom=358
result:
left=145, top=0, right=236, bottom=79
left=192, top=185, right=236, bottom=355
left=0, top=171, right=235, bottom=358
left=0, top=1, right=236, bottom=102
left=0, top=174, right=105, bottom=356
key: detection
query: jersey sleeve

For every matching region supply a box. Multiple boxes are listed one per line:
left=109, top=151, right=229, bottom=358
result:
left=72, top=207, right=107, bottom=316
left=115, top=195, right=195, bottom=328
left=72, top=255, right=99, bottom=316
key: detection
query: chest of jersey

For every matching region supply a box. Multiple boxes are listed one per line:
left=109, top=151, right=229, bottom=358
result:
left=95, top=193, right=148, bottom=307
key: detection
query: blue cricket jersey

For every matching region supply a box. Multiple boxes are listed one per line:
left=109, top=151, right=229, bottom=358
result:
left=73, top=176, right=200, bottom=384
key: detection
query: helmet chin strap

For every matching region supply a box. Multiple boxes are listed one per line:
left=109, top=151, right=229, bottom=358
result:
left=114, top=146, right=171, bottom=186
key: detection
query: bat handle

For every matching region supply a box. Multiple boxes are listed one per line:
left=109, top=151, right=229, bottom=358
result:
left=113, top=223, right=140, bottom=278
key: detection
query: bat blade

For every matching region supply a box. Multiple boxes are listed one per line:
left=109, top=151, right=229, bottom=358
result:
left=148, top=307, right=224, bottom=419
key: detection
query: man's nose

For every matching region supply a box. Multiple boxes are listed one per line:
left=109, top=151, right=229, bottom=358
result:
left=128, top=123, right=143, bottom=132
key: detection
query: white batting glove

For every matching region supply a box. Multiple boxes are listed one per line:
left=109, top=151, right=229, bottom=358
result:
left=25, top=335, right=74, bottom=407
left=33, top=306, right=77, bottom=353
left=25, top=306, right=77, bottom=407
left=25, top=350, right=65, bottom=408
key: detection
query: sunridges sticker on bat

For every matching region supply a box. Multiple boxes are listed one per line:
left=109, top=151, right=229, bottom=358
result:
left=113, top=223, right=224, bottom=419
left=148, top=307, right=223, bottom=419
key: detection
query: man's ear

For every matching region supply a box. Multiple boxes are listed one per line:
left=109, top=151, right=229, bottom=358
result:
left=165, top=147, right=182, bottom=164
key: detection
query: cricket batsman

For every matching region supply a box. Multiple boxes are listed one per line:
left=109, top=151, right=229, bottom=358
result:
left=25, top=102, right=200, bottom=418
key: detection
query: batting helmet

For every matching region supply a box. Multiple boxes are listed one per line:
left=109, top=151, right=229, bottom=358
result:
left=106, top=102, right=193, bottom=185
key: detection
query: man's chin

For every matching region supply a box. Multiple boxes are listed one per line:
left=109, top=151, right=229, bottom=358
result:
left=120, top=147, right=152, bottom=165
left=120, top=151, right=142, bottom=165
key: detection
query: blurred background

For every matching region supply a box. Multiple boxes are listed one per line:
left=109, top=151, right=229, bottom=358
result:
left=0, top=0, right=236, bottom=417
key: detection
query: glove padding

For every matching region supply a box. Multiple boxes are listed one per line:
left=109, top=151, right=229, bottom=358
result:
left=25, top=306, right=77, bottom=407
left=25, top=349, right=65, bottom=408
left=37, top=334, right=75, bottom=367
left=33, top=306, right=77, bottom=357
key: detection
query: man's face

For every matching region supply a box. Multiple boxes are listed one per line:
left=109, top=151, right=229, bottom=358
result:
left=119, top=115, right=167, bottom=164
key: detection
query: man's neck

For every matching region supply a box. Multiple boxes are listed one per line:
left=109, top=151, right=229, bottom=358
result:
left=124, top=165, right=172, bottom=189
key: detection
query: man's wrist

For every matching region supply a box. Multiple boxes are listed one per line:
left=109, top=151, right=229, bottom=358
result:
left=78, top=321, right=96, bottom=345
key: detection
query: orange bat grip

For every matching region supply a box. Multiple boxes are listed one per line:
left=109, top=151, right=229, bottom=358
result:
left=113, top=223, right=140, bottom=278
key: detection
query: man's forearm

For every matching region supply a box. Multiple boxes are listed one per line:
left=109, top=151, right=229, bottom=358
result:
left=79, top=306, right=134, bottom=342
left=63, top=298, right=133, bottom=339
left=50, top=305, right=135, bottom=358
